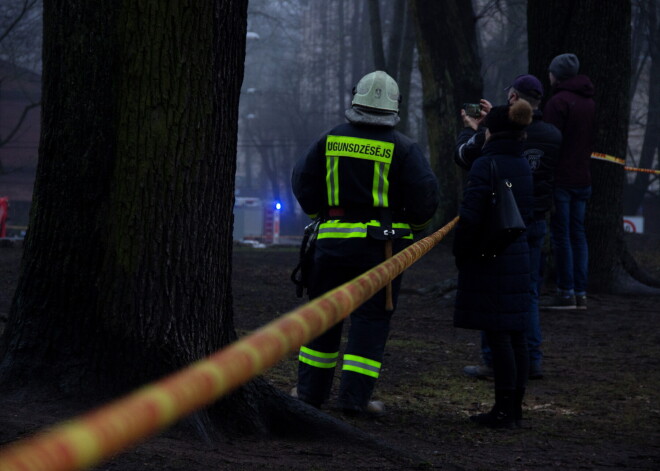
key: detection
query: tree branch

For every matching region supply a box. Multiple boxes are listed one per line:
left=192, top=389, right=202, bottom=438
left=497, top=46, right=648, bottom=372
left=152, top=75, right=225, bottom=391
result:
left=0, top=0, right=39, bottom=44
left=0, top=101, right=40, bottom=147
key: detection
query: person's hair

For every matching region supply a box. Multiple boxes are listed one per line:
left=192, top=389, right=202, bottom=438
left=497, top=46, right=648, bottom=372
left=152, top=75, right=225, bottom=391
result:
left=484, top=100, right=533, bottom=141
left=512, top=87, right=541, bottom=109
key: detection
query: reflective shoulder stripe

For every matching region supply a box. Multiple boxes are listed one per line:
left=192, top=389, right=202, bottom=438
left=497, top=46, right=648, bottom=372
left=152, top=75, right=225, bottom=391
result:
left=342, top=354, right=381, bottom=378
left=299, top=346, right=339, bottom=369
left=326, top=156, right=339, bottom=206
left=372, top=161, right=390, bottom=207
left=326, top=135, right=394, bottom=164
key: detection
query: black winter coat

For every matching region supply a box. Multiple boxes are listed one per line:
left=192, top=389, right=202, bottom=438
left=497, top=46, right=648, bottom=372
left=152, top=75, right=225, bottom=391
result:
left=523, top=111, right=562, bottom=218
left=292, top=121, right=439, bottom=265
left=453, top=138, right=533, bottom=332
left=454, top=110, right=561, bottom=219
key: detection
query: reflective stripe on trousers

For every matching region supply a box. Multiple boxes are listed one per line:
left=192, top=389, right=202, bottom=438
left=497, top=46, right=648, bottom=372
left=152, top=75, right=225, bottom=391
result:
left=298, top=346, right=338, bottom=369
left=342, top=354, right=381, bottom=378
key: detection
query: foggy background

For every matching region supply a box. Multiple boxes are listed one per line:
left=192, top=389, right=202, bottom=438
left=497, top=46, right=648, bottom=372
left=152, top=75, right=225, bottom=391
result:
left=1, top=0, right=657, bottom=237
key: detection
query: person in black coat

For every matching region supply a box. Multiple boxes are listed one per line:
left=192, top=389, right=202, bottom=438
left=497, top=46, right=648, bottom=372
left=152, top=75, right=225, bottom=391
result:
left=453, top=100, right=534, bottom=428
left=455, top=75, right=562, bottom=380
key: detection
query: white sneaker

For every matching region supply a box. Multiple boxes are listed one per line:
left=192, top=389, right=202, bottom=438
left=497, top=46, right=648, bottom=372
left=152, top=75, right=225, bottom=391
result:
left=290, top=386, right=298, bottom=398
left=463, top=364, right=494, bottom=379
left=366, top=400, right=385, bottom=416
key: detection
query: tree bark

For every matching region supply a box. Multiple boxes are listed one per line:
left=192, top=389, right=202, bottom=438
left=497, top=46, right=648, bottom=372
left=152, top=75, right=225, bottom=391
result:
left=411, top=0, right=483, bottom=227
left=396, top=3, right=416, bottom=135
left=368, top=0, right=387, bottom=71
left=624, top=0, right=660, bottom=215
left=385, top=0, right=406, bottom=77
left=528, top=0, right=642, bottom=291
left=0, top=0, right=268, bottom=433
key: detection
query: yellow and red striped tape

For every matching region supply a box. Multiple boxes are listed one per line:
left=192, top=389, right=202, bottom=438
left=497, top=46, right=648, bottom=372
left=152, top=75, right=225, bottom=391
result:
left=0, top=217, right=458, bottom=471
left=591, top=152, right=660, bottom=175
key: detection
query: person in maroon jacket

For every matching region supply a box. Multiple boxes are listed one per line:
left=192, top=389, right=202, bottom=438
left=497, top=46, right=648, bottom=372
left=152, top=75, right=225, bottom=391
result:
left=542, top=53, right=596, bottom=311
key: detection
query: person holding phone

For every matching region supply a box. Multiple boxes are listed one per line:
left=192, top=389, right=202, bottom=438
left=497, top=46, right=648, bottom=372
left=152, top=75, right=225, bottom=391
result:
left=454, top=75, right=562, bottom=382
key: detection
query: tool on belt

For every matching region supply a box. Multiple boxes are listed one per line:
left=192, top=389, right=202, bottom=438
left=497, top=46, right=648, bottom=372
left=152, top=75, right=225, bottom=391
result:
left=291, top=218, right=321, bottom=298
left=366, top=209, right=411, bottom=311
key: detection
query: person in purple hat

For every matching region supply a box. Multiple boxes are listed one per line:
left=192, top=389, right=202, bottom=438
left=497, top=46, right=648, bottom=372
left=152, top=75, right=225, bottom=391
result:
left=455, top=74, right=562, bottom=382
left=541, top=53, right=596, bottom=312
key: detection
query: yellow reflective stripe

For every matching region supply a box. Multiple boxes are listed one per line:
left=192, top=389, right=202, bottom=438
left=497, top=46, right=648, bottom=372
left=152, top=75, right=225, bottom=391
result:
left=317, top=221, right=413, bottom=240
left=299, top=346, right=338, bottom=369
left=317, top=230, right=367, bottom=239
left=326, top=135, right=394, bottom=163
left=381, top=163, right=390, bottom=206
left=372, top=162, right=391, bottom=207
left=326, top=156, right=339, bottom=206
left=300, top=346, right=337, bottom=358
left=317, top=220, right=369, bottom=239
left=342, top=354, right=381, bottom=378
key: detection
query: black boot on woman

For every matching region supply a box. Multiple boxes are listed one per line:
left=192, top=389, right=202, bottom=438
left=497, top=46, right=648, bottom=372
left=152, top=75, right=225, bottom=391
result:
left=470, top=389, right=515, bottom=429
left=514, top=387, right=525, bottom=428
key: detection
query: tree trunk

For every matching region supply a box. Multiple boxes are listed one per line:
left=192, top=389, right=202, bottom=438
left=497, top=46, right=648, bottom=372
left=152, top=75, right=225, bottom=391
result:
left=368, top=0, right=387, bottom=71
left=337, top=0, right=347, bottom=121
left=411, top=0, right=483, bottom=227
left=624, top=1, right=660, bottom=215
left=385, top=0, right=406, bottom=77
left=528, top=0, right=640, bottom=291
left=0, top=0, right=279, bottom=438
left=396, top=3, right=416, bottom=135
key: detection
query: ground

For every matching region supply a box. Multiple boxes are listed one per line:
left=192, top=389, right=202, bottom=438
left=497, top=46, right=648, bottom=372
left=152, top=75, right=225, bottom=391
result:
left=0, top=233, right=659, bottom=470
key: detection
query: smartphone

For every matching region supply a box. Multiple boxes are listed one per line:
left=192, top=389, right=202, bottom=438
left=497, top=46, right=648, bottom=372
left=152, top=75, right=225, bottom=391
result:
left=463, top=103, right=482, bottom=118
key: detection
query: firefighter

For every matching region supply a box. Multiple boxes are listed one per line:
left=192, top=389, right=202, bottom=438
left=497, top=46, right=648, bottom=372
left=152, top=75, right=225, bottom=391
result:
left=291, top=70, right=439, bottom=416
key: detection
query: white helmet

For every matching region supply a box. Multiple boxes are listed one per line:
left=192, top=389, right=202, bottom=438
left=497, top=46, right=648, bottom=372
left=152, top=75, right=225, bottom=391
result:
left=351, top=71, right=400, bottom=113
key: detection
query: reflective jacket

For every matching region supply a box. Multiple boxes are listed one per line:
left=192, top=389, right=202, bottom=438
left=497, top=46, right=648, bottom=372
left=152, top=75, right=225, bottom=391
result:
left=292, top=122, right=439, bottom=247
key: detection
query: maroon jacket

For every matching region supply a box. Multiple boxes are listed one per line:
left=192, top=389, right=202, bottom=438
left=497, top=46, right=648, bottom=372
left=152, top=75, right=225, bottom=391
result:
left=543, top=75, right=596, bottom=187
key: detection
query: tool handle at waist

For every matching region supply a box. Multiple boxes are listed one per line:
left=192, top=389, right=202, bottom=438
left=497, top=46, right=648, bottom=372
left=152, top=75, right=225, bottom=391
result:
left=385, top=240, right=393, bottom=311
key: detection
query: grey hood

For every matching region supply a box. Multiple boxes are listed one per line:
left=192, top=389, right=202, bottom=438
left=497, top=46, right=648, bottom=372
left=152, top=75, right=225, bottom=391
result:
left=345, top=105, right=400, bottom=127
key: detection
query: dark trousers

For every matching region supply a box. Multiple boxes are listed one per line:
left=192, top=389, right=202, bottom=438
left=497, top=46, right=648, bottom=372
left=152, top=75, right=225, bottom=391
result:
left=297, top=251, right=401, bottom=410
left=484, top=330, right=528, bottom=391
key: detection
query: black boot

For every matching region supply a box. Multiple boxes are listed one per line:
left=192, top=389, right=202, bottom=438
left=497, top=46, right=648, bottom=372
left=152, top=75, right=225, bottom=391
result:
left=513, top=387, right=525, bottom=428
left=470, top=389, right=515, bottom=429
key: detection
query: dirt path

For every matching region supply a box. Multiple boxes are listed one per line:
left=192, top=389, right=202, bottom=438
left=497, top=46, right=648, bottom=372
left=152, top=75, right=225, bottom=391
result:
left=1, top=236, right=659, bottom=470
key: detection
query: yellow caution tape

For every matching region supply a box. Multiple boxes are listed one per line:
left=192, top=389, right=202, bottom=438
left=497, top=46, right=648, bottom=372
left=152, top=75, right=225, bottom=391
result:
left=591, top=152, right=625, bottom=165
left=0, top=217, right=459, bottom=471
left=591, top=152, right=659, bottom=174
left=624, top=166, right=660, bottom=175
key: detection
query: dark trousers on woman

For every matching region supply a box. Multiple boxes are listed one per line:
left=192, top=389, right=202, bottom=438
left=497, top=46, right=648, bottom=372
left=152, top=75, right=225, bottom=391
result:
left=484, top=330, right=529, bottom=391
left=480, top=329, right=528, bottom=426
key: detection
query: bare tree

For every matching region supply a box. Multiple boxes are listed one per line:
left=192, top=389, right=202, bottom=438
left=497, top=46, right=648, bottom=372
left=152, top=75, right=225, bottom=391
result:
left=411, top=0, right=484, bottom=226
left=368, top=0, right=387, bottom=71
left=475, top=0, right=528, bottom=103
left=624, top=0, right=660, bottom=216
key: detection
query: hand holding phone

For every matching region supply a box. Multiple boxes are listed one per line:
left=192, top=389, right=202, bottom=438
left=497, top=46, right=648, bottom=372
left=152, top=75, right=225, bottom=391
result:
left=462, top=103, right=482, bottom=118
